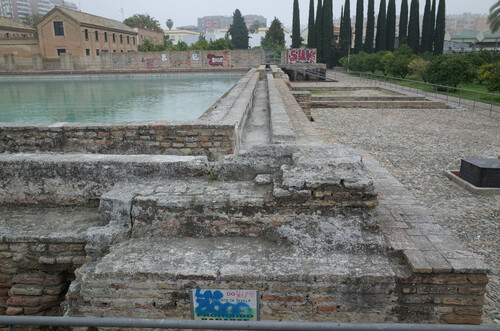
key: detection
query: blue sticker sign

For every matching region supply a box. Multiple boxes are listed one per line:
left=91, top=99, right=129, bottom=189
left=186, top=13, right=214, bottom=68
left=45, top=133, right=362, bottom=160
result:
left=190, top=289, right=259, bottom=321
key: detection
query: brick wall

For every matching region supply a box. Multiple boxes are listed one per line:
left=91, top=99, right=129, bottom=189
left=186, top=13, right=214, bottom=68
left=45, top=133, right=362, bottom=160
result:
left=67, top=275, right=398, bottom=322
left=0, top=49, right=267, bottom=73
left=292, top=91, right=312, bottom=120
left=397, top=273, right=487, bottom=324
left=0, top=241, right=87, bottom=317
left=0, top=123, right=235, bottom=159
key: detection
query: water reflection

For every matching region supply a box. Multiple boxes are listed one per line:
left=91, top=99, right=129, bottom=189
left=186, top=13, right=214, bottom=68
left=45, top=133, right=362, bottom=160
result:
left=0, top=73, right=243, bottom=123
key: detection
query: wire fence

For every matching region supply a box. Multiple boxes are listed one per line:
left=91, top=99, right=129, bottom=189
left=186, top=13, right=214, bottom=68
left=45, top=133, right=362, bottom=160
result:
left=330, top=70, right=500, bottom=116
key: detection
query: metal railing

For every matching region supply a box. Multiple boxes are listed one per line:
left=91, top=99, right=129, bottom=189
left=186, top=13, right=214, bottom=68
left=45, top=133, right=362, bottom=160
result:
left=1, top=316, right=500, bottom=331
left=331, top=70, right=500, bottom=116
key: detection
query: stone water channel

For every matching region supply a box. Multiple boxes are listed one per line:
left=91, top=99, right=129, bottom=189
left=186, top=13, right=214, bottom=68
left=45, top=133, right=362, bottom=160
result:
left=0, top=66, right=491, bottom=327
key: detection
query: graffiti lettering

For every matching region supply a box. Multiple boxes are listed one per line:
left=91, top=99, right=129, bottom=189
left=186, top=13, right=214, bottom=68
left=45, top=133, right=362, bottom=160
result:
left=194, top=289, right=253, bottom=319
left=146, top=58, right=160, bottom=69
left=207, top=54, right=224, bottom=66
left=289, top=49, right=317, bottom=64
left=192, top=53, right=200, bottom=61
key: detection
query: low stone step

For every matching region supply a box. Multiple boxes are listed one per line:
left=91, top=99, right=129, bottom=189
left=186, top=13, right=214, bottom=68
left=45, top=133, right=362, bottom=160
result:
left=312, top=100, right=447, bottom=109
left=311, top=96, right=427, bottom=102
left=66, top=236, right=399, bottom=321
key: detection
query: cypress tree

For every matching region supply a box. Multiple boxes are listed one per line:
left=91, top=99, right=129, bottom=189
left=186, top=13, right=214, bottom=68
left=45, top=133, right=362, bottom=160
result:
left=354, top=0, right=364, bottom=54
left=364, top=0, right=375, bottom=53
left=429, top=0, right=436, bottom=53
left=421, top=0, right=431, bottom=53
left=292, top=0, right=302, bottom=48
left=229, top=9, right=249, bottom=49
left=323, top=0, right=334, bottom=67
left=399, top=0, right=408, bottom=46
left=307, top=0, right=316, bottom=48
left=434, top=0, right=446, bottom=55
left=339, top=6, right=344, bottom=45
left=375, top=0, right=387, bottom=52
left=408, top=0, right=420, bottom=54
left=316, top=0, right=324, bottom=62
left=342, top=0, right=352, bottom=57
left=386, top=0, right=396, bottom=51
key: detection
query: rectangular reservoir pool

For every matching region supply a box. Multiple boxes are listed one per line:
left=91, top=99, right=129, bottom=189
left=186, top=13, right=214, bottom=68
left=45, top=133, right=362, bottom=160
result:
left=0, top=72, right=244, bottom=123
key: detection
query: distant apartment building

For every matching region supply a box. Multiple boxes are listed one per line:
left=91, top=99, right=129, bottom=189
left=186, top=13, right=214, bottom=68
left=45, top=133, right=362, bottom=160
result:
left=0, top=0, right=77, bottom=20
left=37, top=6, right=138, bottom=59
left=445, top=14, right=489, bottom=34
left=197, top=15, right=267, bottom=33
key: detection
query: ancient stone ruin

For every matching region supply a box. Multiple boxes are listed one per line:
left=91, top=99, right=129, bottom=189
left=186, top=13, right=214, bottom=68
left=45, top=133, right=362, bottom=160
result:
left=0, top=67, right=488, bottom=325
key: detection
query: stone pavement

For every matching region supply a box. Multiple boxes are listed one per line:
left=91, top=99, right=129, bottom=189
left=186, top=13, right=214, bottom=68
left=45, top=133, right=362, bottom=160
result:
left=313, top=72, right=500, bottom=324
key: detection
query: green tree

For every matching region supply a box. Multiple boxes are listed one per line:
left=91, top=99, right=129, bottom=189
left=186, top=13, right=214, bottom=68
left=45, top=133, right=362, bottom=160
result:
left=354, top=0, right=364, bottom=54
left=323, top=0, right=334, bottom=67
left=339, top=0, right=351, bottom=58
left=249, top=21, right=263, bottom=33
left=124, top=14, right=162, bottom=31
left=261, top=17, right=285, bottom=49
left=478, top=62, right=500, bottom=92
left=375, top=0, right=386, bottom=52
left=190, top=34, right=210, bottom=50
left=384, top=45, right=415, bottom=78
left=426, top=55, right=475, bottom=87
left=173, top=40, right=189, bottom=51
left=229, top=9, right=249, bottom=49
left=408, top=0, right=420, bottom=53
left=488, top=1, right=500, bottom=33
left=166, top=19, right=174, bottom=30
left=208, top=38, right=234, bottom=50
left=421, top=0, right=432, bottom=53
left=315, top=0, right=324, bottom=62
left=21, top=14, right=43, bottom=28
left=433, top=0, right=446, bottom=55
left=307, top=0, right=316, bottom=48
left=292, top=0, right=303, bottom=48
left=386, top=0, right=396, bottom=51
left=399, top=0, right=409, bottom=46
left=364, top=0, right=375, bottom=53
left=409, top=58, right=430, bottom=81
left=429, top=0, right=436, bottom=52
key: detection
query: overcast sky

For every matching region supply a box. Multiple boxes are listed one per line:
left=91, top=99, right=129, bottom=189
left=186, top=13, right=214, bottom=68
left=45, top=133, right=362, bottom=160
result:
left=77, top=0, right=493, bottom=29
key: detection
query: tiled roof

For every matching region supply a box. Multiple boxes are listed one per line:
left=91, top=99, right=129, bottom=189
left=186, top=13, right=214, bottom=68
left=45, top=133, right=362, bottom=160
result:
left=0, top=16, right=37, bottom=32
left=54, top=7, right=137, bottom=34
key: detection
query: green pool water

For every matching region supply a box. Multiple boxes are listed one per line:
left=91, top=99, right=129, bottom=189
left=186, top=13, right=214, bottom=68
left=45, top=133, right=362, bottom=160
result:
left=0, top=73, right=243, bottom=123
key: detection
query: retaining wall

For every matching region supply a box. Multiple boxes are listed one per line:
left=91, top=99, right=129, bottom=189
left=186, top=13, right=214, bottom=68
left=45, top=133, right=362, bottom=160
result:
left=0, top=50, right=266, bottom=73
left=0, top=69, right=260, bottom=159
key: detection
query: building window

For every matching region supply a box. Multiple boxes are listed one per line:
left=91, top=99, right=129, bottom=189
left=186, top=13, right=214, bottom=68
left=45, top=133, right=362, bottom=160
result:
left=133, top=37, right=136, bottom=45
left=112, top=33, right=116, bottom=43
left=57, top=48, right=66, bottom=56
left=54, top=22, right=64, bottom=36
left=104, top=32, right=108, bottom=42
left=120, top=35, right=123, bottom=44
left=127, top=36, right=130, bottom=44
left=96, top=49, right=100, bottom=56
left=95, top=31, right=99, bottom=41
left=86, top=49, right=90, bottom=56
left=84, top=29, right=88, bottom=40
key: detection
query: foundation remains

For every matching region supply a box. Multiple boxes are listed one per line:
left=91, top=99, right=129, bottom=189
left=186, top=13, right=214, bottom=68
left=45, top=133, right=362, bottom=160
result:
left=0, top=66, right=489, bottom=326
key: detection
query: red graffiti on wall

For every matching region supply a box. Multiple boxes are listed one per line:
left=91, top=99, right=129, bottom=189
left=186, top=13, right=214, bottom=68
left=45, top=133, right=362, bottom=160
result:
left=207, top=54, right=224, bottom=66
left=146, top=58, right=160, bottom=69
left=289, top=49, right=317, bottom=64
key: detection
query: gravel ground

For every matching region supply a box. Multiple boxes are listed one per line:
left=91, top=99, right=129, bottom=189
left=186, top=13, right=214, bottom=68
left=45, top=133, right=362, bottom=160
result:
left=314, top=105, right=500, bottom=324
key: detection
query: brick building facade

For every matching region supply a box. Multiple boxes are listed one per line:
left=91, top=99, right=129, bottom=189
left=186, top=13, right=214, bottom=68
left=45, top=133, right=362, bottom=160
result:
left=37, top=6, right=137, bottom=59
